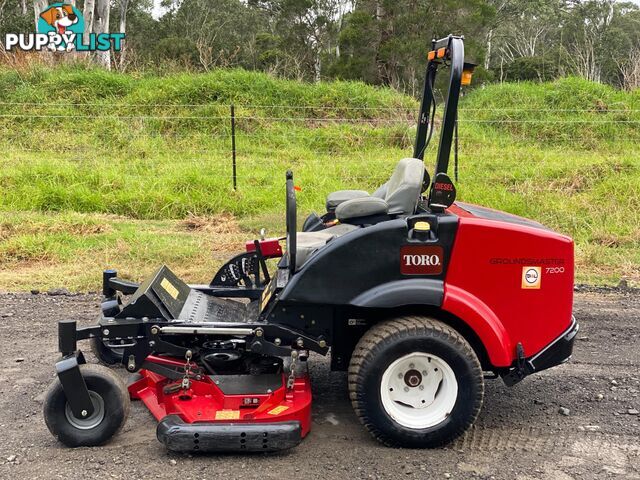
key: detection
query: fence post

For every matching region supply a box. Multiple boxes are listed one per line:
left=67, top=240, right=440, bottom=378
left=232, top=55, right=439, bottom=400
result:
left=230, top=104, right=237, bottom=190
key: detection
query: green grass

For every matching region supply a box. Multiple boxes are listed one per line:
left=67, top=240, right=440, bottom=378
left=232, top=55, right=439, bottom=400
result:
left=0, top=66, right=638, bottom=290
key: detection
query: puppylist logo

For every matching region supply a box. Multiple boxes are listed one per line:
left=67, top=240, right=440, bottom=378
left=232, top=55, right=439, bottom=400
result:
left=4, top=2, right=124, bottom=53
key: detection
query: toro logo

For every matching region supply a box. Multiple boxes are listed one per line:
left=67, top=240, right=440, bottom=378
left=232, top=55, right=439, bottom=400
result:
left=400, top=246, right=444, bottom=275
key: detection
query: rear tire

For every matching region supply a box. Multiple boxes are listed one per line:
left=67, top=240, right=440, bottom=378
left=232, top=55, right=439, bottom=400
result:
left=348, top=316, right=483, bottom=448
left=43, top=364, right=130, bottom=447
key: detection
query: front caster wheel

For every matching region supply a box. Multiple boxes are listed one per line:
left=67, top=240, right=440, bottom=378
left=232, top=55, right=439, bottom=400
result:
left=349, top=316, right=484, bottom=448
left=43, top=364, right=130, bottom=447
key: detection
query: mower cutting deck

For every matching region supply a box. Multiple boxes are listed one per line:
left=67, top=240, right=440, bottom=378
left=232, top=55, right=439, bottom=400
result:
left=121, top=269, right=313, bottom=452
left=130, top=358, right=311, bottom=452
left=43, top=35, right=578, bottom=453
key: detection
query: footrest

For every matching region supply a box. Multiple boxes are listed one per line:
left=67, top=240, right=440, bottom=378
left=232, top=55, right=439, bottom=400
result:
left=156, top=415, right=302, bottom=452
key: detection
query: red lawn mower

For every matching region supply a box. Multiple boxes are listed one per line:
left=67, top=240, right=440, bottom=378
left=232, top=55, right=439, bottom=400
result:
left=43, top=35, right=577, bottom=452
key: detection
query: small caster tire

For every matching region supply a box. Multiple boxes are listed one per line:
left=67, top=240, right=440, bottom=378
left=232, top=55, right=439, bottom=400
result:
left=349, top=316, right=484, bottom=448
left=43, top=363, right=130, bottom=447
left=91, top=336, right=124, bottom=366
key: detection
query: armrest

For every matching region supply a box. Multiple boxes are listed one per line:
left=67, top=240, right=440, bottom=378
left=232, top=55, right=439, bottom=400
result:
left=326, top=190, right=370, bottom=211
left=335, top=197, right=389, bottom=222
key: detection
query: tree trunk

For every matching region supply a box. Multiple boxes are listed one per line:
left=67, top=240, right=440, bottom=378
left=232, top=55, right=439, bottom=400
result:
left=374, top=0, right=389, bottom=84
left=21, top=0, right=27, bottom=15
left=118, top=0, right=130, bottom=69
left=119, top=0, right=129, bottom=38
left=94, top=0, right=111, bottom=69
left=484, top=28, right=493, bottom=70
left=33, top=0, right=48, bottom=29
left=314, top=52, right=321, bottom=83
left=335, top=9, right=342, bottom=58
left=83, top=0, right=95, bottom=39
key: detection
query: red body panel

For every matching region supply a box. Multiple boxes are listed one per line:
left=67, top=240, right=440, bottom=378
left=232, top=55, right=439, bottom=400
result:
left=443, top=205, right=574, bottom=367
left=246, top=238, right=283, bottom=258
left=128, top=356, right=312, bottom=437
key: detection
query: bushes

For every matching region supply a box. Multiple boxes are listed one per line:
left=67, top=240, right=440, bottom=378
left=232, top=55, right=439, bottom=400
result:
left=501, top=56, right=558, bottom=82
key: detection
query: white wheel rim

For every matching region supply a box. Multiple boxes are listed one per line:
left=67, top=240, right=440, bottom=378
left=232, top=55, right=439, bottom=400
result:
left=380, top=352, right=458, bottom=429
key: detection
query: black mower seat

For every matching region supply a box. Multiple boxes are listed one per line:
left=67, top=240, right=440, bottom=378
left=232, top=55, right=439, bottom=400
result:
left=325, top=185, right=387, bottom=212
left=334, top=158, right=423, bottom=222
left=296, top=158, right=424, bottom=270
left=296, top=223, right=359, bottom=270
left=326, top=190, right=368, bottom=210
left=335, top=196, right=388, bottom=221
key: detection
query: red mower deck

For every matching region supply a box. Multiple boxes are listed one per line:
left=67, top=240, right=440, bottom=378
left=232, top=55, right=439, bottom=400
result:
left=128, top=356, right=311, bottom=452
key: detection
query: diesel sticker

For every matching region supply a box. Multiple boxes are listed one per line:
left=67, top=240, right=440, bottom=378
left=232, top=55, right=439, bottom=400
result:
left=522, top=266, right=541, bottom=289
left=401, top=246, right=444, bottom=275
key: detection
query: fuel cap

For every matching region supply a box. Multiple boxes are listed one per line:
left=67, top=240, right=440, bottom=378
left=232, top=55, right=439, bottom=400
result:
left=414, top=221, right=431, bottom=231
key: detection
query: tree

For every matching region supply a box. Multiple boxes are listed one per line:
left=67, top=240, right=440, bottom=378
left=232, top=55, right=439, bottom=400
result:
left=33, top=0, right=48, bottom=29
left=563, top=0, right=615, bottom=82
left=330, top=0, right=489, bottom=91
left=493, top=0, right=564, bottom=68
left=5, top=0, right=637, bottom=92
left=616, top=43, right=640, bottom=90
left=83, top=0, right=95, bottom=40
left=249, top=0, right=344, bottom=82
left=0, top=1, right=32, bottom=39
left=94, top=0, right=111, bottom=69
left=117, top=0, right=131, bottom=69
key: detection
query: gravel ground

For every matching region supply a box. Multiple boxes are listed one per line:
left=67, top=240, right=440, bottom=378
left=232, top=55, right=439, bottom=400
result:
left=0, top=290, right=637, bottom=479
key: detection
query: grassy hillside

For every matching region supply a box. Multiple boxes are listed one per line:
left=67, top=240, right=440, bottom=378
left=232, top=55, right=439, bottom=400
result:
left=0, top=66, right=638, bottom=290
left=0, top=66, right=415, bottom=218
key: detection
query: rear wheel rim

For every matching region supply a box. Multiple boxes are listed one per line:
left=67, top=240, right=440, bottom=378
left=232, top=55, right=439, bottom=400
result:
left=64, top=391, right=105, bottom=430
left=380, top=352, right=458, bottom=429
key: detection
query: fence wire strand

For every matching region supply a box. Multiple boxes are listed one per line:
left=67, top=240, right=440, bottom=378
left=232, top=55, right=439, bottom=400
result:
left=1, top=103, right=638, bottom=193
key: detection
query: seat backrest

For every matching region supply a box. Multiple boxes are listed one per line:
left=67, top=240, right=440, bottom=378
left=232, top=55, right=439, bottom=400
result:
left=384, top=158, right=424, bottom=215
left=371, top=182, right=387, bottom=199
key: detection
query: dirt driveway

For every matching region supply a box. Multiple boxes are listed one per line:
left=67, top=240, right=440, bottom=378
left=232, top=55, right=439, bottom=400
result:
left=0, top=290, right=637, bottom=479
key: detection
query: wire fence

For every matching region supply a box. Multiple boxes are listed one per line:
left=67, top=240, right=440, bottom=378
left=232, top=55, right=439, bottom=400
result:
left=1, top=102, right=639, bottom=194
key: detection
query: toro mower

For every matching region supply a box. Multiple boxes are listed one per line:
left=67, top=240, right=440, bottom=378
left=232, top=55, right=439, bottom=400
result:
left=43, top=35, right=578, bottom=452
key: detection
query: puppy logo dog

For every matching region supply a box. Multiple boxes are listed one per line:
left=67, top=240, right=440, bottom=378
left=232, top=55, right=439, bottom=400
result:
left=38, top=3, right=81, bottom=51
left=40, top=5, right=78, bottom=35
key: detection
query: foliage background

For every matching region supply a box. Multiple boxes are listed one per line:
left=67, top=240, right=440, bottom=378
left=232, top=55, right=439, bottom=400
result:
left=1, top=0, right=640, bottom=91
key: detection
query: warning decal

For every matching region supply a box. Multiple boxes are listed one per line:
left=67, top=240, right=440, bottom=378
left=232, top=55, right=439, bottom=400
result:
left=160, top=278, right=179, bottom=299
left=215, top=410, right=240, bottom=420
left=267, top=405, right=290, bottom=415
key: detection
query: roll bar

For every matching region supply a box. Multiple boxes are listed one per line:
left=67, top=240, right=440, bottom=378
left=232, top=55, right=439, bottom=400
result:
left=413, top=35, right=470, bottom=179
